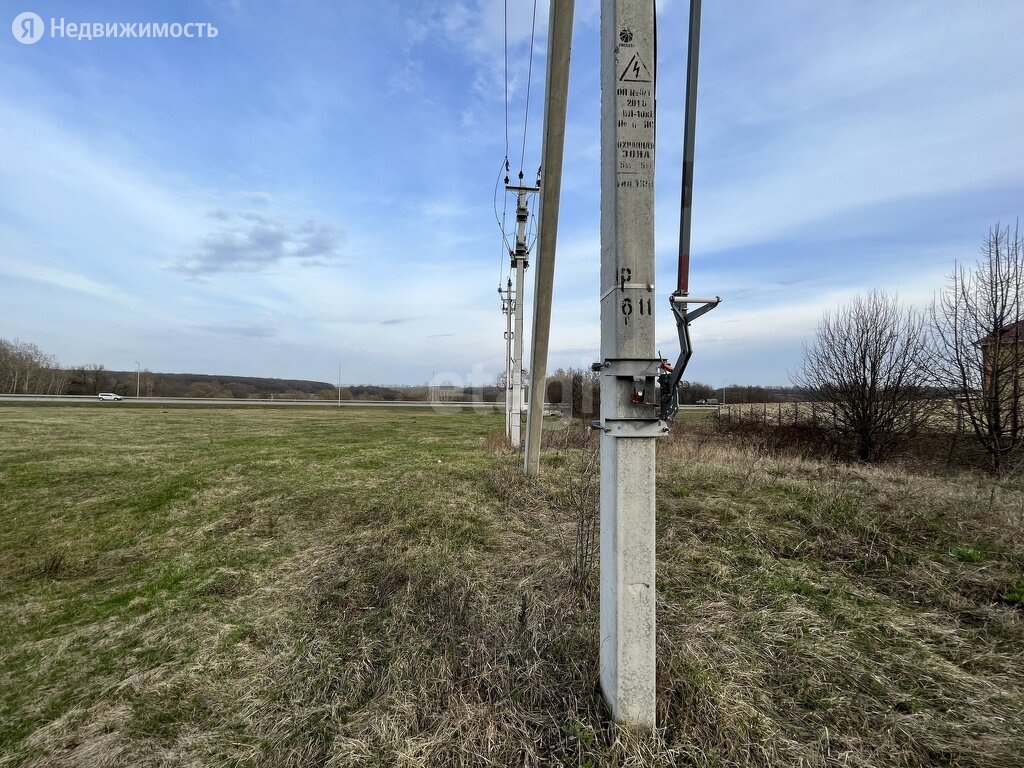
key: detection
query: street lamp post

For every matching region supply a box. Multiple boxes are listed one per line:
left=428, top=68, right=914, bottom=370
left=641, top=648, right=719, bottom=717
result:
left=337, top=363, right=342, bottom=407
left=135, top=361, right=141, bottom=398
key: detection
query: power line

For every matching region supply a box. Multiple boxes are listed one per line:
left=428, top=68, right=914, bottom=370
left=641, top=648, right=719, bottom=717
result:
left=518, top=0, right=539, bottom=176
left=503, top=0, right=509, bottom=160
left=494, top=0, right=541, bottom=288
left=493, top=158, right=514, bottom=285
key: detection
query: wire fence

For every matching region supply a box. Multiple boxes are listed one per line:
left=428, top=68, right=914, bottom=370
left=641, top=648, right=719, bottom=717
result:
left=718, top=400, right=968, bottom=432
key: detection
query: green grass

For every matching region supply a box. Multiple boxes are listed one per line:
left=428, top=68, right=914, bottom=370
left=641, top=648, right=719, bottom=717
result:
left=955, top=545, right=988, bottom=563
left=1, top=406, right=1022, bottom=766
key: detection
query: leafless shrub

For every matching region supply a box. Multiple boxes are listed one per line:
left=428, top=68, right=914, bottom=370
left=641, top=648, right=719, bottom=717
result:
left=488, top=422, right=600, bottom=594
left=540, top=417, right=594, bottom=449
left=486, top=457, right=538, bottom=530
left=717, top=419, right=838, bottom=463
left=547, top=434, right=600, bottom=593
left=795, top=290, right=931, bottom=462
left=484, top=427, right=514, bottom=454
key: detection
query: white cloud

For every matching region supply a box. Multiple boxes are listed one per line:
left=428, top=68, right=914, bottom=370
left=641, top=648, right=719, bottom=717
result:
left=170, top=210, right=345, bottom=278
left=0, top=260, right=120, bottom=300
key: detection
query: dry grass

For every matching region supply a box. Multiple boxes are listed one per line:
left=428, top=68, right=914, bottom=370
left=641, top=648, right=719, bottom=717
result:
left=0, top=406, right=1022, bottom=766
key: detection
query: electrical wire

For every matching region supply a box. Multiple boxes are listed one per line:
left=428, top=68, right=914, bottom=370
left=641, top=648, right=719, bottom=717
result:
left=493, top=0, right=512, bottom=292
left=526, top=211, right=538, bottom=254
left=503, top=0, right=509, bottom=160
left=494, top=0, right=541, bottom=294
left=493, top=158, right=514, bottom=283
left=518, top=0, right=539, bottom=177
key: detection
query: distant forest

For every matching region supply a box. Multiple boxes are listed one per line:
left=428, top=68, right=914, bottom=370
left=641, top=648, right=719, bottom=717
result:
left=0, top=337, right=799, bottom=404
left=0, top=338, right=505, bottom=401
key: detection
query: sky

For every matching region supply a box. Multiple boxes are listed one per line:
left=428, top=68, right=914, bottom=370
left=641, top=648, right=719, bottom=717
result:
left=2, top=1, right=1023, bottom=388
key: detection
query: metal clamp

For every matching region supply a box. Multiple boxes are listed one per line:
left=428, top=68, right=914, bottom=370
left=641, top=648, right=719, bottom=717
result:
left=597, top=418, right=669, bottom=438
left=591, top=357, right=665, bottom=378
left=599, top=282, right=655, bottom=302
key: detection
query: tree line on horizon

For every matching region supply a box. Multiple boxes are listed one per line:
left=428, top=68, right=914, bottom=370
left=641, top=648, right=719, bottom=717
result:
left=0, top=347, right=800, bottom=407
left=0, top=358, right=506, bottom=403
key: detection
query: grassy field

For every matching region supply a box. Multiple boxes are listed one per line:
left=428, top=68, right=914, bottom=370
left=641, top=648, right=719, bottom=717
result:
left=1, top=405, right=1022, bottom=766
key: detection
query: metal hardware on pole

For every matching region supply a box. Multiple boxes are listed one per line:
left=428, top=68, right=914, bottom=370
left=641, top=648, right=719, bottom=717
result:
left=659, top=0, right=720, bottom=424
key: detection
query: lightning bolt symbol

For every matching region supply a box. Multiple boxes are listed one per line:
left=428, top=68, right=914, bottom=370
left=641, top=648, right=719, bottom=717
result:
left=632, top=60, right=641, bottom=79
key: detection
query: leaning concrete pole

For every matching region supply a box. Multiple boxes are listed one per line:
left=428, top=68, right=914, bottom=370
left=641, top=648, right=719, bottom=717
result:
left=598, top=0, right=660, bottom=727
left=524, top=0, right=576, bottom=477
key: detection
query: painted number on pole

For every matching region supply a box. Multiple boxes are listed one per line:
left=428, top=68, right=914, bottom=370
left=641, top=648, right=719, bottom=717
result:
left=620, top=296, right=651, bottom=326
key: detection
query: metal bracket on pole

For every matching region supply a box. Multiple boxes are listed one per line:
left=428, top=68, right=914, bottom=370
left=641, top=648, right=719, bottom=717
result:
left=592, top=357, right=669, bottom=438
left=659, top=294, right=721, bottom=423
left=592, top=357, right=664, bottom=378
left=658, top=0, right=722, bottom=424
left=598, top=419, right=669, bottom=438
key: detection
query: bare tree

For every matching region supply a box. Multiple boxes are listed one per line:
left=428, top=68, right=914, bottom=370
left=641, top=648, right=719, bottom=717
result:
left=679, top=380, right=715, bottom=405
left=547, top=368, right=601, bottom=418
left=795, top=290, right=930, bottom=462
left=930, top=223, right=1024, bottom=476
left=67, top=363, right=111, bottom=396
left=0, top=338, right=64, bottom=395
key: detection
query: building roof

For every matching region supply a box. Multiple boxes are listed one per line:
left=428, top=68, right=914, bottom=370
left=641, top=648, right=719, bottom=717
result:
left=978, top=319, right=1024, bottom=346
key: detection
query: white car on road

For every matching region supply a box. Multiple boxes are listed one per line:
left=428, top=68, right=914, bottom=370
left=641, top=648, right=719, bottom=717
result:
left=97, top=392, right=123, bottom=401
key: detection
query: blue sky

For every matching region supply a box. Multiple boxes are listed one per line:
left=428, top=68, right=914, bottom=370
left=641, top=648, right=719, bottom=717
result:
left=2, top=1, right=1023, bottom=387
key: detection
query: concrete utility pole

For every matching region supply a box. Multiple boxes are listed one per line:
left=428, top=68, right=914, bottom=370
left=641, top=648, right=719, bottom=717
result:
left=135, top=361, right=141, bottom=398
left=597, top=0, right=661, bottom=727
left=506, top=184, right=539, bottom=448
left=524, top=0, right=576, bottom=476
left=500, top=278, right=514, bottom=439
